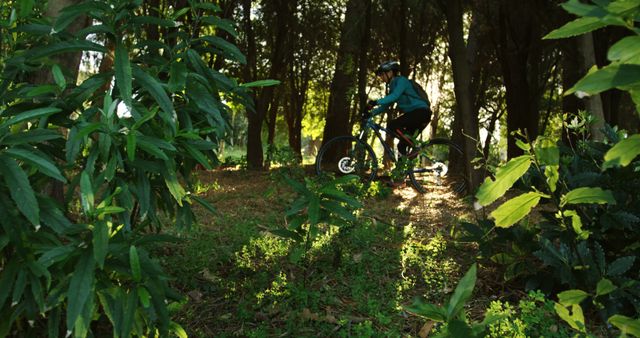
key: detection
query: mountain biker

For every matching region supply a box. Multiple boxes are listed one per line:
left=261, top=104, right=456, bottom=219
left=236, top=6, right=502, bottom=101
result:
left=367, top=61, right=432, bottom=157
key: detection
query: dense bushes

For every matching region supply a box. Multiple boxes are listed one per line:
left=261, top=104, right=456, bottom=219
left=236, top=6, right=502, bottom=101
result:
left=0, top=0, right=248, bottom=336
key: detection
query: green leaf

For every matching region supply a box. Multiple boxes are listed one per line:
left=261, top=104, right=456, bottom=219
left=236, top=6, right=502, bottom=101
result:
left=608, top=36, right=640, bottom=62
left=163, top=170, right=187, bottom=206
left=66, top=253, right=95, bottom=331
left=115, top=40, right=132, bottom=110
left=308, top=196, right=320, bottom=225
left=126, top=132, right=136, bottom=162
left=562, top=210, right=591, bottom=240
left=130, top=16, right=176, bottom=27
left=270, top=228, right=303, bottom=242
left=240, top=79, right=282, bottom=88
left=0, top=155, right=39, bottom=226
left=2, top=129, right=61, bottom=145
left=561, top=0, right=607, bottom=17
left=596, top=278, right=617, bottom=297
left=52, top=64, right=66, bottom=89
left=404, top=298, right=446, bottom=322
left=93, top=222, right=109, bottom=269
left=607, top=256, right=636, bottom=276
left=200, top=16, right=238, bottom=37
left=560, top=187, right=616, bottom=207
left=168, top=61, right=187, bottom=92
left=129, top=245, right=141, bottom=282
left=475, top=155, right=531, bottom=206
left=132, top=65, right=176, bottom=134
left=609, top=315, right=640, bottom=337
left=554, top=303, right=586, bottom=333
left=603, top=134, right=640, bottom=169
left=5, top=147, right=66, bottom=182
left=27, top=40, right=107, bottom=60
left=199, top=36, right=246, bottom=63
left=138, top=286, right=151, bottom=308
left=543, top=16, right=608, bottom=39
left=491, top=192, right=543, bottom=228
left=446, top=263, right=477, bottom=320
left=0, top=107, right=61, bottom=129
left=558, top=289, right=589, bottom=306
left=191, top=195, right=216, bottom=214
left=566, top=64, right=640, bottom=95
left=169, top=321, right=188, bottom=338
left=37, top=245, right=75, bottom=267
left=80, top=170, right=94, bottom=213
left=545, top=165, right=559, bottom=193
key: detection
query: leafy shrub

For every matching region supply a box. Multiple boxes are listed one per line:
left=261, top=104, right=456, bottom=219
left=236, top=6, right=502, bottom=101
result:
left=0, top=0, right=251, bottom=336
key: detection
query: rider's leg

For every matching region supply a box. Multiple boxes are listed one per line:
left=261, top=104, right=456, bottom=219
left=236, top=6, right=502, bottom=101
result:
left=388, top=108, right=432, bottom=156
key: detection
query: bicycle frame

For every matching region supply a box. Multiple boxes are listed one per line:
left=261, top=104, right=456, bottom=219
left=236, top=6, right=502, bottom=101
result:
left=355, top=118, right=398, bottom=163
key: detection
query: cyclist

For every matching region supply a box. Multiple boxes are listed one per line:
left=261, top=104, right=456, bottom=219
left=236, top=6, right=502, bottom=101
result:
left=367, top=60, right=432, bottom=157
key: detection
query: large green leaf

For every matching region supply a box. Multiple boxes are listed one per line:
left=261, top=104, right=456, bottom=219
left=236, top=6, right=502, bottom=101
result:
left=609, top=315, right=640, bottom=337
left=543, top=16, right=608, bottom=39
left=0, top=155, right=39, bottom=226
left=607, top=256, right=636, bottom=276
left=1, top=129, right=61, bottom=145
left=491, top=192, right=543, bottom=228
left=603, top=134, right=640, bottom=169
left=80, top=170, right=94, bottom=213
left=446, top=263, right=477, bottom=320
left=115, top=40, right=132, bottom=110
left=554, top=303, right=586, bottom=333
left=404, top=299, right=446, bottom=322
left=561, top=0, right=607, bottom=17
left=308, top=196, right=320, bottom=225
left=200, top=16, right=238, bottom=37
left=240, top=80, right=282, bottom=88
left=199, top=36, right=246, bottom=64
left=131, top=65, right=176, bottom=134
left=93, top=221, right=109, bottom=269
left=168, top=61, right=187, bottom=93
left=608, top=36, right=640, bottom=62
left=66, top=253, right=96, bottom=331
left=5, top=147, right=66, bottom=182
left=560, top=187, right=616, bottom=207
left=0, top=107, right=61, bottom=129
left=163, top=170, right=187, bottom=206
left=475, top=155, right=531, bottom=206
left=566, top=64, right=640, bottom=95
left=558, top=289, right=589, bottom=306
left=27, top=40, right=107, bottom=60
left=130, top=245, right=141, bottom=282
left=596, top=278, right=617, bottom=297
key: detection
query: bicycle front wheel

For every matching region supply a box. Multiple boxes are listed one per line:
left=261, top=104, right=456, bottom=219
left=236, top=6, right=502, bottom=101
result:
left=315, top=136, right=378, bottom=183
left=408, top=138, right=468, bottom=195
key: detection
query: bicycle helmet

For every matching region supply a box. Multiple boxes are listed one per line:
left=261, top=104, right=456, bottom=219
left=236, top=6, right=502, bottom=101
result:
left=375, top=60, right=400, bottom=75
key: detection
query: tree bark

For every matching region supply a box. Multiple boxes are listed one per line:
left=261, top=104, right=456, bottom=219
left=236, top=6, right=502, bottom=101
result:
left=495, top=0, right=543, bottom=158
left=320, top=0, right=369, bottom=156
left=579, top=32, right=605, bottom=141
left=443, top=0, right=482, bottom=189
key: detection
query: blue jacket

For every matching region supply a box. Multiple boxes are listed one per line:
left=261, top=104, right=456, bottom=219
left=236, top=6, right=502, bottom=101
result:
left=371, top=76, right=429, bottom=116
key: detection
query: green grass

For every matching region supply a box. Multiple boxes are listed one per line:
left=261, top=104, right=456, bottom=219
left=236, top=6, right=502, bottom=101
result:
left=157, top=169, right=469, bottom=337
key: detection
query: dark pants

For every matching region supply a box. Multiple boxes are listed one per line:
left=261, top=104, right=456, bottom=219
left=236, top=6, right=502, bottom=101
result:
left=388, top=108, right=431, bottom=155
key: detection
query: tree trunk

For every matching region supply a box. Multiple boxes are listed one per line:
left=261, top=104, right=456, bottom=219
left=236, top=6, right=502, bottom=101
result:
left=320, top=0, right=369, bottom=156
left=241, top=0, right=264, bottom=170
left=579, top=32, right=605, bottom=141
left=245, top=0, right=296, bottom=170
left=443, top=0, right=482, bottom=189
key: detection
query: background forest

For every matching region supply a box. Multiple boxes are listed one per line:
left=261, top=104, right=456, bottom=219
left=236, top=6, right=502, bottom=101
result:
left=1, top=0, right=639, bottom=337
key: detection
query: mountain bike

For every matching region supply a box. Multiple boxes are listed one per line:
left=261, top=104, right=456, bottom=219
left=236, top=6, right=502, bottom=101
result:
left=315, top=109, right=468, bottom=195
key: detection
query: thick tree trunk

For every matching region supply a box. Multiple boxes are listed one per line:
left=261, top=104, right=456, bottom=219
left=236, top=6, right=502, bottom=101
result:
left=579, top=32, right=605, bottom=140
left=245, top=0, right=296, bottom=170
left=495, top=0, right=544, bottom=158
left=320, top=0, right=369, bottom=155
left=444, top=0, right=482, bottom=189
left=241, top=0, right=264, bottom=170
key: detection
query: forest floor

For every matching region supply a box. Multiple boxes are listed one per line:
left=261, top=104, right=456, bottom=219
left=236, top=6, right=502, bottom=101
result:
left=159, top=167, right=502, bottom=337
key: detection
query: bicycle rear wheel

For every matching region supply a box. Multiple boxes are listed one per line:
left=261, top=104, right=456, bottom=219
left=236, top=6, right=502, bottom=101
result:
left=408, top=138, right=468, bottom=195
left=315, top=136, right=378, bottom=183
